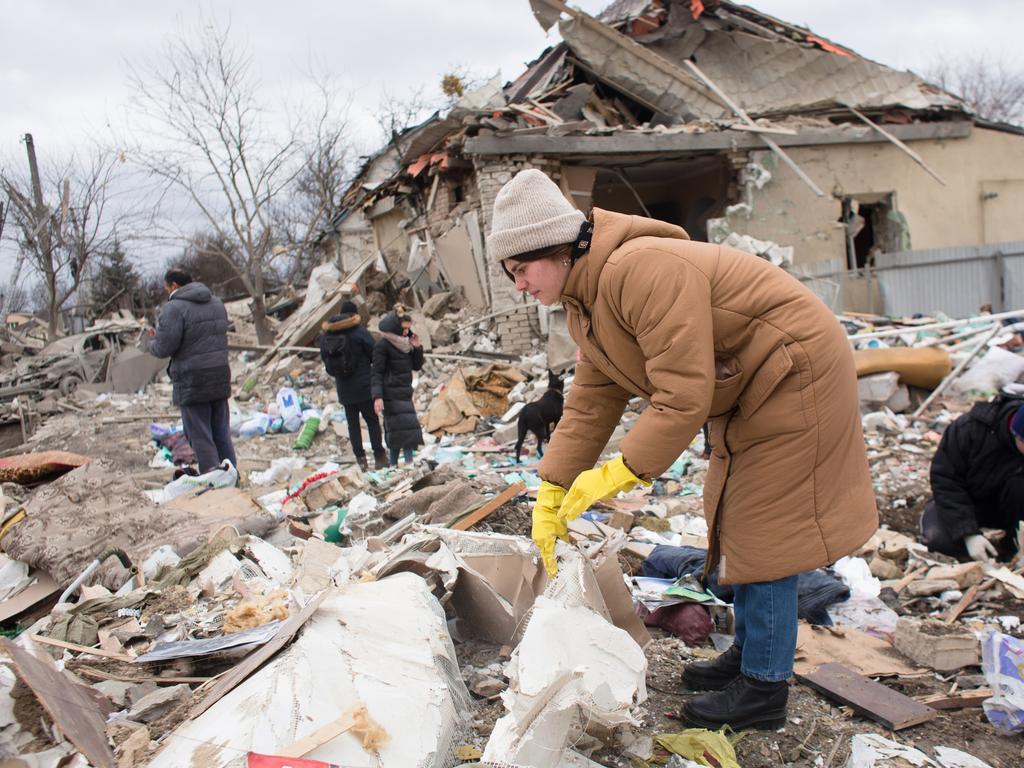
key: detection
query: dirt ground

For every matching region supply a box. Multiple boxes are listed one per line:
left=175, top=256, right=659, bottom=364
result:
left=447, top=440, right=1024, bottom=767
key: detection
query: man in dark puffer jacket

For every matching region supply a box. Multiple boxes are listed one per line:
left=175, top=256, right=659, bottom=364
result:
left=922, top=394, right=1024, bottom=562
left=371, top=306, right=424, bottom=466
left=148, top=269, right=237, bottom=474
left=320, top=301, right=386, bottom=471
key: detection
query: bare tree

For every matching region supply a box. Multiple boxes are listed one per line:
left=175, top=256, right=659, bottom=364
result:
left=128, top=21, right=350, bottom=345
left=0, top=280, right=32, bottom=317
left=928, top=56, right=1024, bottom=126
left=273, top=79, right=354, bottom=285
left=1, top=136, right=129, bottom=338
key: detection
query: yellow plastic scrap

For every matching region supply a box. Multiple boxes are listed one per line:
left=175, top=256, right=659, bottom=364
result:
left=454, top=745, right=483, bottom=760
left=654, top=728, right=742, bottom=768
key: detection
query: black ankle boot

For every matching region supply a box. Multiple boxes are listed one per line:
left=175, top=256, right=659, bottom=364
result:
left=682, top=674, right=788, bottom=731
left=356, top=455, right=369, bottom=472
left=682, top=644, right=742, bottom=691
left=373, top=452, right=388, bottom=470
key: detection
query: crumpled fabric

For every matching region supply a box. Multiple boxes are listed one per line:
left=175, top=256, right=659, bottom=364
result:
left=1, top=459, right=273, bottom=588
left=642, top=545, right=849, bottom=625
left=382, top=481, right=485, bottom=525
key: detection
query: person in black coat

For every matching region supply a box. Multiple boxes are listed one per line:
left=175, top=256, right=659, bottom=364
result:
left=371, top=306, right=424, bottom=466
left=922, top=394, right=1024, bottom=562
left=148, top=269, right=236, bottom=474
left=319, top=301, right=386, bottom=471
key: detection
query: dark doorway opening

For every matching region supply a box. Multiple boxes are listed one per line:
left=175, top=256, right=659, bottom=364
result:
left=586, top=156, right=731, bottom=242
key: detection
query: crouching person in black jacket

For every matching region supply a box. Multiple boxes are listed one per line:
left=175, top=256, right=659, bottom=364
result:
left=148, top=269, right=237, bottom=474
left=371, top=306, right=424, bottom=467
left=320, top=301, right=386, bottom=471
left=922, top=394, right=1024, bottom=562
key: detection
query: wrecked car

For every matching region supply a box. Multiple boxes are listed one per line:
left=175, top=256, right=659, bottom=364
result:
left=0, top=323, right=166, bottom=401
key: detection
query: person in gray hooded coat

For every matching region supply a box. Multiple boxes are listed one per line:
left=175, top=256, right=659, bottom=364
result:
left=147, top=269, right=237, bottom=474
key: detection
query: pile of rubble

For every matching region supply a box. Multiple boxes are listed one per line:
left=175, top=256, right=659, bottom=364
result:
left=1, top=298, right=1024, bottom=768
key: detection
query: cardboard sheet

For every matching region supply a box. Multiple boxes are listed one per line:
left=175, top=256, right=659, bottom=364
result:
left=794, top=623, right=922, bottom=677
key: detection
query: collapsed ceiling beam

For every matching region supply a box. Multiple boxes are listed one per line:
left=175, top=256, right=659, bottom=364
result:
left=841, top=102, right=948, bottom=186
left=464, top=121, right=973, bottom=156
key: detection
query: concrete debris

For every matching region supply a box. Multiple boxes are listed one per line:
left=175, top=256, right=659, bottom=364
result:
left=2, top=168, right=1021, bottom=768
left=125, top=684, right=192, bottom=724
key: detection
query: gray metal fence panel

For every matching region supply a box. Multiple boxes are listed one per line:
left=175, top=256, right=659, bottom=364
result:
left=875, top=242, right=1024, bottom=316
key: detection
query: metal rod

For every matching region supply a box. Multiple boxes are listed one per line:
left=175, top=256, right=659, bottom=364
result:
left=682, top=60, right=825, bottom=197
left=912, top=323, right=1001, bottom=419
left=849, top=308, right=1024, bottom=341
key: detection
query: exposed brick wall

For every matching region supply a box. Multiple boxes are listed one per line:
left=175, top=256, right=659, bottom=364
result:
left=474, top=155, right=562, bottom=353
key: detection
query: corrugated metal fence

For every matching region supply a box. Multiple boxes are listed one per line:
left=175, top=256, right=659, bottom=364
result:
left=794, top=242, right=1024, bottom=316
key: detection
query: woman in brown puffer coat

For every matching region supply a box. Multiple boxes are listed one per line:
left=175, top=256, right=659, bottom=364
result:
left=487, top=169, right=877, bottom=732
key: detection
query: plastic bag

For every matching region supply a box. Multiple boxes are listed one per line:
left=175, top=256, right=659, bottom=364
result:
left=239, top=412, right=271, bottom=438
left=145, top=460, right=239, bottom=504
left=250, top=457, right=306, bottom=486
left=981, top=630, right=1024, bottom=735
left=845, top=733, right=933, bottom=767
left=276, top=387, right=303, bottom=432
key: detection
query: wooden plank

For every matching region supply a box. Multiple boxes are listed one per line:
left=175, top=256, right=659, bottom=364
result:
left=278, top=707, right=362, bottom=758
left=449, top=482, right=526, bottom=531
left=796, top=662, right=938, bottom=730
left=893, top=565, right=929, bottom=594
left=843, top=104, right=947, bottom=186
left=944, top=578, right=996, bottom=624
left=681, top=59, right=824, bottom=197
left=29, top=634, right=134, bottom=663
left=189, top=590, right=329, bottom=718
left=75, top=667, right=214, bottom=685
left=462, top=122, right=973, bottom=156
left=0, top=570, right=60, bottom=623
left=0, top=638, right=116, bottom=768
left=917, top=688, right=992, bottom=710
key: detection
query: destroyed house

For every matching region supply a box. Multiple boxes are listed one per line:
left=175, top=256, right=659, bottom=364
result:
left=324, top=0, right=1024, bottom=350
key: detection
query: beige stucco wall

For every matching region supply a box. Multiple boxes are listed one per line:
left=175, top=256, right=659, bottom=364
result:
left=727, top=126, right=1024, bottom=266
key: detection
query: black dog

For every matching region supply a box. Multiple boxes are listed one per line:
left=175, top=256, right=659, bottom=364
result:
left=515, top=370, right=564, bottom=462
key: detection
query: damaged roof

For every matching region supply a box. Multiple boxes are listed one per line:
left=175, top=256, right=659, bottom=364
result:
left=333, top=0, right=973, bottom=220
left=536, top=0, right=965, bottom=120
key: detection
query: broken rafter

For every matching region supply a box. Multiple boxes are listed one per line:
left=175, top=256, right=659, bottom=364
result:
left=535, top=0, right=725, bottom=111
left=842, top=103, right=947, bottom=186
left=450, top=482, right=527, bottom=532
left=682, top=59, right=826, bottom=198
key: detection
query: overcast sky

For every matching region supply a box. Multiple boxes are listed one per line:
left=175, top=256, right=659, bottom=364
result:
left=2, top=0, right=1022, bottom=279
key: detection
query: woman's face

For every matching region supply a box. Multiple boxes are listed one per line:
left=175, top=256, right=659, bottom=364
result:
left=503, top=255, right=571, bottom=306
left=401, top=320, right=413, bottom=334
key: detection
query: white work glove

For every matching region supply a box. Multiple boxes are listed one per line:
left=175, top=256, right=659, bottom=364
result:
left=964, top=534, right=997, bottom=562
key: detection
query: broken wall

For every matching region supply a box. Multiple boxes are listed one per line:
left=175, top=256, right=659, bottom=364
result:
left=332, top=208, right=376, bottom=274
left=720, top=127, right=1024, bottom=267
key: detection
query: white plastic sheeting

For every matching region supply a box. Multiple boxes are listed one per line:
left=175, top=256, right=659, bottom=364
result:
left=148, top=573, right=471, bottom=768
left=483, top=549, right=647, bottom=768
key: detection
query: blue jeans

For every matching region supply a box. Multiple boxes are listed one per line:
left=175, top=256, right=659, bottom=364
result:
left=734, top=575, right=799, bottom=682
left=389, top=446, right=414, bottom=466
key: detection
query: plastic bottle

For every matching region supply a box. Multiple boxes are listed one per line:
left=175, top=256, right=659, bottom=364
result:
left=239, top=412, right=272, bottom=438
left=293, top=416, right=321, bottom=450
left=276, top=387, right=303, bottom=432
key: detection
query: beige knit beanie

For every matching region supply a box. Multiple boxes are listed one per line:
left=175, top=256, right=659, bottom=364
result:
left=486, top=169, right=586, bottom=262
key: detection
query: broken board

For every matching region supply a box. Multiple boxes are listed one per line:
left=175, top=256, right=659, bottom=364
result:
left=450, top=482, right=526, bottom=531
left=189, top=589, right=328, bottom=718
left=796, top=662, right=938, bottom=730
left=0, top=637, right=116, bottom=768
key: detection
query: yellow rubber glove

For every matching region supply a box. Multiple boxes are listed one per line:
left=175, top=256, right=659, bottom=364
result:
left=532, top=481, right=568, bottom=577
left=559, top=455, right=651, bottom=524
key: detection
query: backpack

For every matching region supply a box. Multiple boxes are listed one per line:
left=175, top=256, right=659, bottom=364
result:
left=320, top=332, right=357, bottom=378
